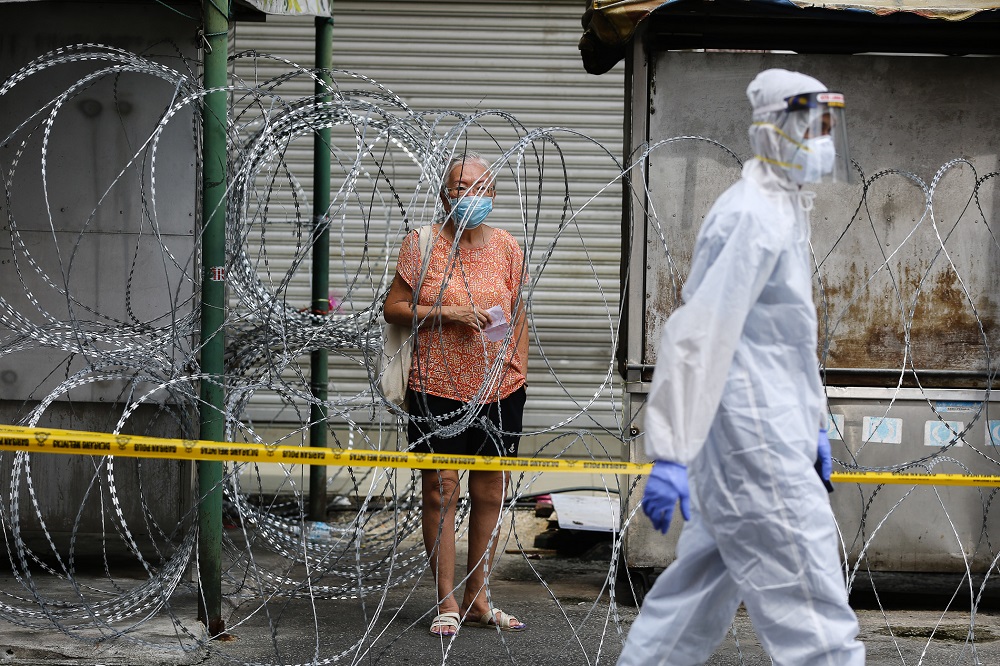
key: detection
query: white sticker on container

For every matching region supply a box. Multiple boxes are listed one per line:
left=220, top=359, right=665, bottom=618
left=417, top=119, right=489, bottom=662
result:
left=988, top=421, right=1000, bottom=447
left=826, top=413, right=845, bottom=441
left=924, top=420, right=964, bottom=447
left=862, top=416, right=902, bottom=444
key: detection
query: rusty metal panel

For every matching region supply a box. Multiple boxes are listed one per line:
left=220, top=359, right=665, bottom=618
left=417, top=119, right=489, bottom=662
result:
left=642, top=52, right=1000, bottom=380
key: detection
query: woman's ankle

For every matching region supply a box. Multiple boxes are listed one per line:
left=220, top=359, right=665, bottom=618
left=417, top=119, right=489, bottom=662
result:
left=437, top=602, right=460, bottom=616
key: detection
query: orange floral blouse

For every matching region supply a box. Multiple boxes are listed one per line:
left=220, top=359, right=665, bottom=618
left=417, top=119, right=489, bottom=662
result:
left=396, top=225, right=526, bottom=403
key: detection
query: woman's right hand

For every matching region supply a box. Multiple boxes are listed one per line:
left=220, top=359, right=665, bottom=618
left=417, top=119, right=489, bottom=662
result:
left=444, top=305, right=489, bottom=329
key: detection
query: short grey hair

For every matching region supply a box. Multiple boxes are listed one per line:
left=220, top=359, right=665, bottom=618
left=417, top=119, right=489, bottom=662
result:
left=441, top=151, right=492, bottom=191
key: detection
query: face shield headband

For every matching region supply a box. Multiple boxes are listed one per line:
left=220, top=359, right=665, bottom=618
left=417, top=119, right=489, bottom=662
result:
left=753, top=91, right=852, bottom=185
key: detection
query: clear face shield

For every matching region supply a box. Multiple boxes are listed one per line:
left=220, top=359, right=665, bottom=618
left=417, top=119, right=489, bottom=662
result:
left=784, top=91, right=852, bottom=184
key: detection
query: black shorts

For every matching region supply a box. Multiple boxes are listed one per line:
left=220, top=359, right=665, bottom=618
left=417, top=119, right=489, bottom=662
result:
left=407, top=386, right=526, bottom=457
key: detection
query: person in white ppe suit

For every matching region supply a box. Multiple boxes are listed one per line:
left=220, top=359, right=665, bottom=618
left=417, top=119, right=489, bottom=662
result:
left=616, top=69, right=865, bottom=666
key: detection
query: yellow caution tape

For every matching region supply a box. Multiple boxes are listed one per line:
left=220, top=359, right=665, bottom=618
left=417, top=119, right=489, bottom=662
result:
left=0, top=424, right=649, bottom=475
left=831, top=471, right=1000, bottom=487
left=2, top=425, right=999, bottom=485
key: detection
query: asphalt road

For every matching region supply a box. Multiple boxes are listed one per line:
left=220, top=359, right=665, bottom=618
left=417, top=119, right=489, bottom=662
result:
left=2, top=508, right=999, bottom=665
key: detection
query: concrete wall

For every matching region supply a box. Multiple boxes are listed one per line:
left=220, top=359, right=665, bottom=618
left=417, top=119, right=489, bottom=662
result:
left=0, top=1, right=200, bottom=558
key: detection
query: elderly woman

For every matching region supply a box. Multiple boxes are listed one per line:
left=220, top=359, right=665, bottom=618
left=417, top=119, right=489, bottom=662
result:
left=383, top=153, right=529, bottom=637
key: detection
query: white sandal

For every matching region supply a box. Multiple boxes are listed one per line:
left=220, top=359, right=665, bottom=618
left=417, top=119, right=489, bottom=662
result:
left=463, top=607, right=526, bottom=632
left=429, top=611, right=460, bottom=637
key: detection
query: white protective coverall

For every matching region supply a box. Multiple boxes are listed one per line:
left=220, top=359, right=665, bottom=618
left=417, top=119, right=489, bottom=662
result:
left=617, top=70, right=865, bottom=666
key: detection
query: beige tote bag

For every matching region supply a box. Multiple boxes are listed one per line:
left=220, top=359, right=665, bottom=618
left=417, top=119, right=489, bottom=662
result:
left=380, top=225, right=432, bottom=407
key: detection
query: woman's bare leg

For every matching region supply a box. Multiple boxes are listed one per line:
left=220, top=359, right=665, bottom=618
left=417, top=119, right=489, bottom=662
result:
left=422, top=469, right=462, bottom=630
left=461, top=470, right=518, bottom=624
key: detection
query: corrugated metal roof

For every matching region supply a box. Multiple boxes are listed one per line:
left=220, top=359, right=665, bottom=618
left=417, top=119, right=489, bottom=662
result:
left=238, top=0, right=331, bottom=16
left=0, top=0, right=331, bottom=17
left=580, top=0, right=1000, bottom=73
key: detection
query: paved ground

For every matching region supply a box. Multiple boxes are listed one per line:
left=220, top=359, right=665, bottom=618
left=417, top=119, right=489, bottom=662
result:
left=2, top=507, right=999, bottom=665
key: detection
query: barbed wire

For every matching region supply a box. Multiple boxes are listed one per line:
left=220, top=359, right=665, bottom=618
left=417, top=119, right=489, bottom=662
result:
left=0, top=45, right=998, bottom=665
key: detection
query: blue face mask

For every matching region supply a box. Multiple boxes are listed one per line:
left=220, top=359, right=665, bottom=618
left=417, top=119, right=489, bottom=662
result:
left=449, top=196, right=492, bottom=229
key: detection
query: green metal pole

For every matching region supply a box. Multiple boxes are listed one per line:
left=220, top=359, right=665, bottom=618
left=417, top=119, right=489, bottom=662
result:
left=198, top=0, right=230, bottom=637
left=308, top=15, right=334, bottom=523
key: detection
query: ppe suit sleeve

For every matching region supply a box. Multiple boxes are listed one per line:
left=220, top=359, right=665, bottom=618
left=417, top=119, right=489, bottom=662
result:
left=643, top=208, right=785, bottom=464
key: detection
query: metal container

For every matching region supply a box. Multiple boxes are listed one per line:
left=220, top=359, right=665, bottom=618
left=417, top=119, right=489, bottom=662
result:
left=827, top=387, right=1000, bottom=573
left=622, top=47, right=1000, bottom=582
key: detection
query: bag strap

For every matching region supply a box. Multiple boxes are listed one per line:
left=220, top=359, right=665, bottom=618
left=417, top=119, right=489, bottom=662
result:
left=407, top=225, right=434, bottom=306
left=417, top=224, right=432, bottom=259
left=413, top=224, right=434, bottom=283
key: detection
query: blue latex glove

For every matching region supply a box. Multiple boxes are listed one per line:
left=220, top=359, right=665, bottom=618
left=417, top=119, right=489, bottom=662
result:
left=815, top=428, right=834, bottom=493
left=641, top=461, right=691, bottom=534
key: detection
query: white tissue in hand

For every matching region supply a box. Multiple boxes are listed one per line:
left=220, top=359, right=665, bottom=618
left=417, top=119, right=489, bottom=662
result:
left=483, top=305, right=509, bottom=342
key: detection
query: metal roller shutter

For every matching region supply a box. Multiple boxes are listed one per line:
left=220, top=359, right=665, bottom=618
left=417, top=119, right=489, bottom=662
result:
left=233, top=1, right=624, bottom=431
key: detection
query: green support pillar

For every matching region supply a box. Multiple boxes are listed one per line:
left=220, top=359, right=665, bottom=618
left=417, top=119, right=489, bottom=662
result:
left=198, top=0, right=230, bottom=638
left=308, top=15, right=334, bottom=523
